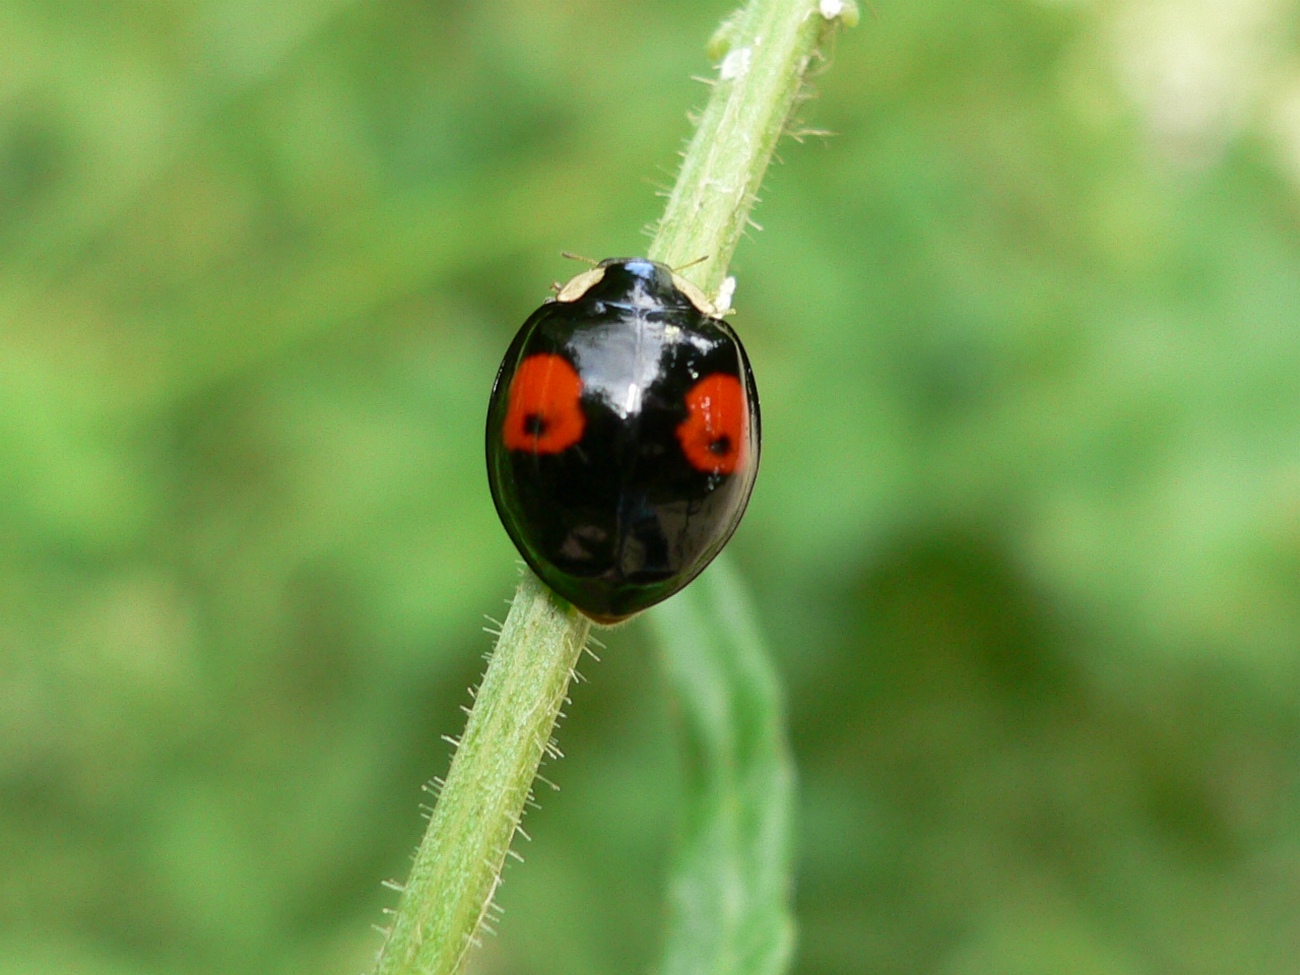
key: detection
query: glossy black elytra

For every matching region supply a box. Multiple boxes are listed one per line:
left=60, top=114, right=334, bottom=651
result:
left=486, top=257, right=760, bottom=623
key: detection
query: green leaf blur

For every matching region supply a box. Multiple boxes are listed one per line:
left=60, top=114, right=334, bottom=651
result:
left=3, top=1, right=1298, bottom=974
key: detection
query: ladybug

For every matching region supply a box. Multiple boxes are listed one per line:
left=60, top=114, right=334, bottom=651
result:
left=486, top=257, right=760, bottom=623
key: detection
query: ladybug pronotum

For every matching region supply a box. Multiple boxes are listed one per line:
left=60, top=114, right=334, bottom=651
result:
left=486, top=257, right=760, bottom=623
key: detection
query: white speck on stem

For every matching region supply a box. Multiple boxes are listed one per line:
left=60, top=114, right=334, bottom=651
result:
left=715, top=276, right=737, bottom=315
left=819, top=0, right=846, bottom=19
left=720, top=47, right=751, bottom=81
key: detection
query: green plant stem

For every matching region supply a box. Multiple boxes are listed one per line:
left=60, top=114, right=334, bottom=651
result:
left=371, top=2, right=854, bottom=973
left=372, top=571, right=591, bottom=974
left=650, top=0, right=857, bottom=287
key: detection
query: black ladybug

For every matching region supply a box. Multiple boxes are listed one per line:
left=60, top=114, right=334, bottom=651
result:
left=486, top=257, right=760, bottom=623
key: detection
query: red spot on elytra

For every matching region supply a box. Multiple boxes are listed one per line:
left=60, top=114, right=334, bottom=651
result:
left=503, top=354, right=586, bottom=454
left=676, top=373, right=746, bottom=475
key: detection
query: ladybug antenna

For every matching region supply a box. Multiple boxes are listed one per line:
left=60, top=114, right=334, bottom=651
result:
left=560, top=251, right=600, bottom=266
left=672, top=254, right=709, bottom=273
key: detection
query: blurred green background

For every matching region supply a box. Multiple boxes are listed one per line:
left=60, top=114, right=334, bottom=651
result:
left=5, top=0, right=1300, bottom=973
